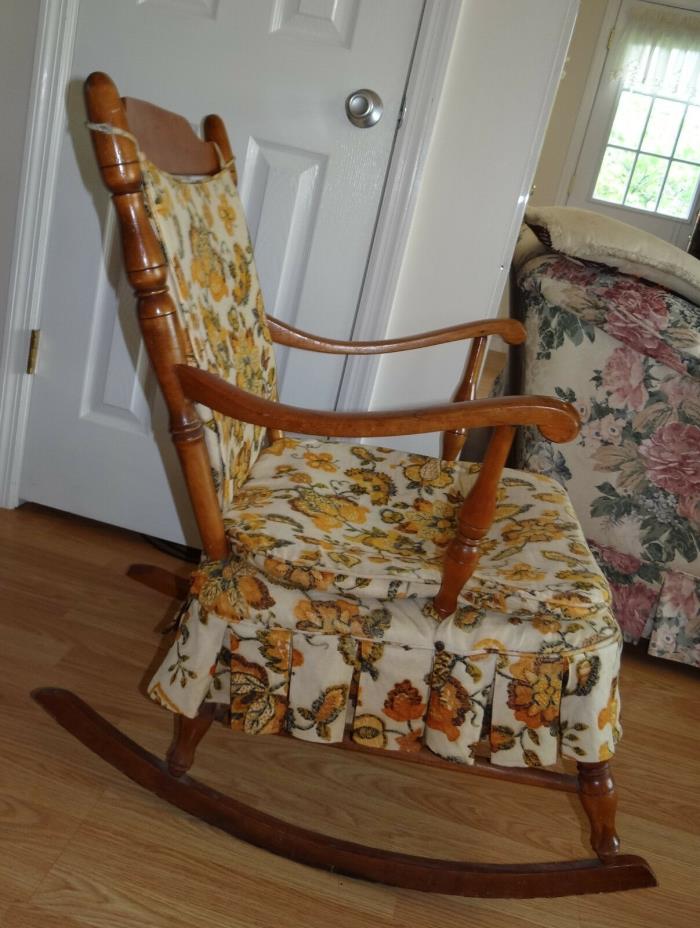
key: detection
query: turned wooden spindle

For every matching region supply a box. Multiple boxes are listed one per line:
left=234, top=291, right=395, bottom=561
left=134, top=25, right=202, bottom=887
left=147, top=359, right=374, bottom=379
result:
left=434, top=424, right=516, bottom=617
left=440, top=320, right=527, bottom=461
left=85, top=72, right=229, bottom=563
left=441, top=336, right=488, bottom=461
left=167, top=704, right=218, bottom=778
left=577, top=761, right=621, bottom=860
left=203, top=113, right=237, bottom=181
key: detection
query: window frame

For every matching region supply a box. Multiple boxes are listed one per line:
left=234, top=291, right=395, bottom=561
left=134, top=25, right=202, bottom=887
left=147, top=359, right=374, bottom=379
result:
left=555, top=0, right=700, bottom=249
left=591, top=85, right=700, bottom=219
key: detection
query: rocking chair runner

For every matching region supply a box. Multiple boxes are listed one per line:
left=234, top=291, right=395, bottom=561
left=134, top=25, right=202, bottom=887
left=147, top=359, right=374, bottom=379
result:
left=34, top=71, right=656, bottom=899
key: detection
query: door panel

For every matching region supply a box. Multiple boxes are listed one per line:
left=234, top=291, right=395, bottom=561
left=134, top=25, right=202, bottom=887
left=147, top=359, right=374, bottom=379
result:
left=241, top=137, right=327, bottom=389
left=270, top=0, right=360, bottom=46
left=20, top=0, right=423, bottom=543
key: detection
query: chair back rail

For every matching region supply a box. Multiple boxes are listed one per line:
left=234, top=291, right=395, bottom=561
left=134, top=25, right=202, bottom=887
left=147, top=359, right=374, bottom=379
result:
left=123, top=97, right=223, bottom=177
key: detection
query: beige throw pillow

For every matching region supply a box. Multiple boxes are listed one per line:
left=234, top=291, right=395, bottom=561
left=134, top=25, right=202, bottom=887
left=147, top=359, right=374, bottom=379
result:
left=524, top=206, right=700, bottom=306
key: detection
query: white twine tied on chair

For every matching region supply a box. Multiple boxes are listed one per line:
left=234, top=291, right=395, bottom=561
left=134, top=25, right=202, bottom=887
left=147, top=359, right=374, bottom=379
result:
left=85, top=121, right=234, bottom=173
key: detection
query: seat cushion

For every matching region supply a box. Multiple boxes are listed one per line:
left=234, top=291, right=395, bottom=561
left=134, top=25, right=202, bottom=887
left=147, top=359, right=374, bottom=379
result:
left=149, top=438, right=623, bottom=768
left=223, top=438, right=612, bottom=620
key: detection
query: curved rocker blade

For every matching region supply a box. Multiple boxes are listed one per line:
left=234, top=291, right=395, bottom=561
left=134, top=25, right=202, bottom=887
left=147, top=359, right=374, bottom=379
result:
left=32, top=688, right=657, bottom=899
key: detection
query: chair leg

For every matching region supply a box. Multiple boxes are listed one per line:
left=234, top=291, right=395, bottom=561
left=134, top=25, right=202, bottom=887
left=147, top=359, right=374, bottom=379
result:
left=577, top=760, right=621, bottom=859
left=167, top=703, right=217, bottom=778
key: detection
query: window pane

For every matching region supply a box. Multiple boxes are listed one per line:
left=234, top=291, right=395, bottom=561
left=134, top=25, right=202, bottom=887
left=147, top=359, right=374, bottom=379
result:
left=625, top=154, right=668, bottom=210
left=658, top=161, right=700, bottom=218
left=676, top=105, right=700, bottom=162
left=641, top=98, right=685, bottom=156
left=609, top=91, right=652, bottom=148
left=593, top=148, right=636, bottom=203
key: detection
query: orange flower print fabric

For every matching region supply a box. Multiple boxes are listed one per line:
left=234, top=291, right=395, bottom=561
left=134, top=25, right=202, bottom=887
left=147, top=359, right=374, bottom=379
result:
left=287, top=632, right=354, bottom=743
left=489, top=654, right=566, bottom=767
left=229, top=630, right=293, bottom=735
left=223, top=438, right=615, bottom=621
left=141, top=160, right=277, bottom=502
left=352, top=645, right=432, bottom=752
left=148, top=440, right=624, bottom=769
left=424, top=651, right=496, bottom=763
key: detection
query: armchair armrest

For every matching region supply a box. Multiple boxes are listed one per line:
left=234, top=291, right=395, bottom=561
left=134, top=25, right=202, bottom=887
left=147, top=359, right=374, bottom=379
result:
left=266, top=316, right=526, bottom=354
left=176, top=365, right=579, bottom=443
left=265, top=316, right=526, bottom=462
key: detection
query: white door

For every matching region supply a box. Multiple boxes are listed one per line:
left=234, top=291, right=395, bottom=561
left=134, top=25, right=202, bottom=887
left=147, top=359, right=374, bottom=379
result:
left=20, top=0, right=424, bottom=544
left=568, top=0, right=700, bottom=247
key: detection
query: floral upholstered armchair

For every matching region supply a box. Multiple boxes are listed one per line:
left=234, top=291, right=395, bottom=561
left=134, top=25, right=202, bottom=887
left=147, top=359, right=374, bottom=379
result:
left=512, top=207, right=700, bottom=668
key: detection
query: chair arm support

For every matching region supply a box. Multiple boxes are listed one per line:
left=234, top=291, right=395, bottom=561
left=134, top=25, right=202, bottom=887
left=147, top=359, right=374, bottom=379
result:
left=435, top=425, right=516, bottom=617
left=265, top=316, right=526, bottom=354
left=176, top=365, right=579, bottom=442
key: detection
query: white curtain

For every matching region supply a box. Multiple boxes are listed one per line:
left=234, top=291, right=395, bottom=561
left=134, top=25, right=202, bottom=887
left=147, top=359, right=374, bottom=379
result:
left=610, top=2, right=700, bottom=102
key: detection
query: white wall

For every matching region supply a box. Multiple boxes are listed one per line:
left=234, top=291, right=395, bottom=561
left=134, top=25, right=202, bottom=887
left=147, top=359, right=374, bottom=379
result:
left=369, top=0, right=578, bottom=455
left=0, top=0, right=42, bottom=337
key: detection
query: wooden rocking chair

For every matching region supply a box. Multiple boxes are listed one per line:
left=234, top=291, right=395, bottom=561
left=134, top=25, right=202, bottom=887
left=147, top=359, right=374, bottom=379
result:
left=34, top=71, right=656, bottom=899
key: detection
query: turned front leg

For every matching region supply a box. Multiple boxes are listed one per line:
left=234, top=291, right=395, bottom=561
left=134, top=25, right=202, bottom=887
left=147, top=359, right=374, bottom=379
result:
left=434, top=425, right=516, bottom=617
left=167, top=703, right=217, bottom=777
left=577, top=760, right=621, bottom=859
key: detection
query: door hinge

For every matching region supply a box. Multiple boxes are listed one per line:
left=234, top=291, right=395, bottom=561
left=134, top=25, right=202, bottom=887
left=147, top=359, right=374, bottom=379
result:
left=26, top=328, right=41, bottom=375
left=566, top=170, right=577, bottom=202
left=607, top=26, right=616, bottom=51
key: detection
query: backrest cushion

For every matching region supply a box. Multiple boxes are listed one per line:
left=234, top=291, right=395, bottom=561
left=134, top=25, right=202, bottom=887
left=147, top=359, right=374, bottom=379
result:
left=141, top=160, right=277, bottom=503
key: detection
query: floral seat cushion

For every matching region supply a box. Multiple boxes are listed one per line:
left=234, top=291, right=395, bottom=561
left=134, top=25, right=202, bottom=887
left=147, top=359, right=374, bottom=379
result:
left=149, top=439, right=622, bottom=769
left=223, top=438, right=612, bottom=619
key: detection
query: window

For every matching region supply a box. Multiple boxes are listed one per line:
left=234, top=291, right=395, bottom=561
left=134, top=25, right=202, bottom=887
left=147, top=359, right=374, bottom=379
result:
left=592, top=3, right=700, bottom=219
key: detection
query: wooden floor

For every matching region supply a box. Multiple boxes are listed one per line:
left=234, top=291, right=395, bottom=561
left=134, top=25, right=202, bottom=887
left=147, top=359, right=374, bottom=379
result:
left=1, top=503, right=698, bottom=928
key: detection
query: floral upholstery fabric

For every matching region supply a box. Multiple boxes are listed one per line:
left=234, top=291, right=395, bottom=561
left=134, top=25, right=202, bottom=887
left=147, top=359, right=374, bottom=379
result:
left=142, top=160, right=277, bottom=500
left=515, top=247, right=700, bottom=668
left=224, top=439, right=611, bottom=617
left=149, top=439, right=623, bottom=767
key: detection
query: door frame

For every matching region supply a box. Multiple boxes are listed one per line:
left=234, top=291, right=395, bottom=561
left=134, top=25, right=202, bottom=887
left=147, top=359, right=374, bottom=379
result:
left=0, top=0, right=461, bottom=508
left=554, top=0, right=622, bottom=205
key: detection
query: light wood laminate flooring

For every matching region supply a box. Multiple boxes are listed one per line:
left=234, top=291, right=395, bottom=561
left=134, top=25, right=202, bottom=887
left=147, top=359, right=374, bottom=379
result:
left=1, top=503, right=697, bottom=927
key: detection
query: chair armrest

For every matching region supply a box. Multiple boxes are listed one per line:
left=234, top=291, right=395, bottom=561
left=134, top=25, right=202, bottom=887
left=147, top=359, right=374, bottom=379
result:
left=265, top=316, right=526, bottom=354
left=176, top=365, right=579, bottom=442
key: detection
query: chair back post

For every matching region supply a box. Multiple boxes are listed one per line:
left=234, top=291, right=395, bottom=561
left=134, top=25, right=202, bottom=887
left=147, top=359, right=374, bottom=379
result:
left=434, top=424, right=516, bottom=617
left=441, top=335, right=488, bottom=461
left=202, top=114, right=237, bottom=183
left=202, top=114, right=282, bottom=447
left=84, top=72, right=229, bottom=561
